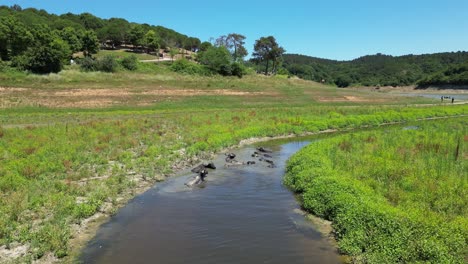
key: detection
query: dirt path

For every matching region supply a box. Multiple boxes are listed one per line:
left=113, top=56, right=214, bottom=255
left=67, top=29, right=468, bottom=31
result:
left=139, top=58, right=173, bottom=63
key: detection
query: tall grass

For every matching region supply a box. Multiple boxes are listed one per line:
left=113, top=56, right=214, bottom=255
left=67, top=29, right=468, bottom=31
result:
left=0, top=104, right=466, bottom=261
left=285, top=118, right=467, bottom=263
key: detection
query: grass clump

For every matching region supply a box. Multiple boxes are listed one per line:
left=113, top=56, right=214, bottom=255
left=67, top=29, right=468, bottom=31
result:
left=285, top=119, right=467, bottom=263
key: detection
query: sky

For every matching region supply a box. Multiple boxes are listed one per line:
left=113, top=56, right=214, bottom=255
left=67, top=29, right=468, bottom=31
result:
left=1, top=0, right=468, bottom=60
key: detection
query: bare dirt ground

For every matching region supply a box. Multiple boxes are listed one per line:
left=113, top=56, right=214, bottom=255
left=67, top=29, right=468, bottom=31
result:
left=0, top=87, right=277, bottom=108
left=316, top=95, right=388, bottom=102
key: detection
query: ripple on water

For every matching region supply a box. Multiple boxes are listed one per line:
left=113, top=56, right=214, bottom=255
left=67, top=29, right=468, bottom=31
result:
left=81, top=142, right=342, bottom=264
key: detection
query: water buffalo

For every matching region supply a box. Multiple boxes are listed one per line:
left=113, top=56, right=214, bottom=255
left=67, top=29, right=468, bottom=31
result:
left=191, top=162, right=216, bottom=173
left=257, top=147, right=273, bottom=153
left=185, top=169, right=209, bottom=187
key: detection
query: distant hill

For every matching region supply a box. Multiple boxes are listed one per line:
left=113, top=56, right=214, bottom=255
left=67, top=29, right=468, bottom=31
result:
left=0, top=5, right=200, bottom=52
left=283, top=52, right=468, bottom=88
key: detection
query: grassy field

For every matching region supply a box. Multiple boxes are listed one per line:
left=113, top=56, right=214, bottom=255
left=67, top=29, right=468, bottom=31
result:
left=285, top=118, right=467, bottom=263
left=0, top=58, right=467, bottom=262
left=0, top=55, right=435, bottom=109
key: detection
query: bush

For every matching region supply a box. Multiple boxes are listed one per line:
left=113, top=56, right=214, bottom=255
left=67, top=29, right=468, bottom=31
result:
left=170, top=59, right=209, bottom=75
left=197, top=46, right=232, bottom=75
left=98, top=55, right=119, bottom=72
left=79, top=57, right=98, bottom=72
left=11, top=39, right=70, bottom=74
left=219, top=64, right=232, bottom=76
left=231, top=62, right=247, bottom=78
left=335, top=75, right=353, bottom=87
left=0, top=59, right=7, bottom=71
left=120, top=55, right=138, bottom=71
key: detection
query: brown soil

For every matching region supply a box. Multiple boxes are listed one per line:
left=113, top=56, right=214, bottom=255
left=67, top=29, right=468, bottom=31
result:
left=0, top=87, right=277, bottom=108
left=317, top=95, right=387, bottom=102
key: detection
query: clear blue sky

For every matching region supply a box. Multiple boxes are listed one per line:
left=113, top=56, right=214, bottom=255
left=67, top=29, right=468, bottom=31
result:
left=2, top=0, right=468, bottom=60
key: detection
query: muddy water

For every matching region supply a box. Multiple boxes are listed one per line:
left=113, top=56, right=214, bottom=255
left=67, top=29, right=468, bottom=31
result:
left=80, top=139, right=342, bottom=264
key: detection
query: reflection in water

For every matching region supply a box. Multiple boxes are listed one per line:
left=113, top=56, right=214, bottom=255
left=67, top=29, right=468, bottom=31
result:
left=80, top=140, right=341, bottom=264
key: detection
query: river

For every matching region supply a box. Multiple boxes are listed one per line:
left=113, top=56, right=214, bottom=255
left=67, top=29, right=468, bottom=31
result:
left=80, top=137, right=342, bottom=264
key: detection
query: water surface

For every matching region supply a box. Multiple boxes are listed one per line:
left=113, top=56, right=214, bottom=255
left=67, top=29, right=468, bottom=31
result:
left=81, top=139, right=342, bottom=264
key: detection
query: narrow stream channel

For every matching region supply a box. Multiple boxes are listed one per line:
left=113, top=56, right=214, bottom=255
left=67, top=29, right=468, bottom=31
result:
left=80, top=138, right=342, bottom=263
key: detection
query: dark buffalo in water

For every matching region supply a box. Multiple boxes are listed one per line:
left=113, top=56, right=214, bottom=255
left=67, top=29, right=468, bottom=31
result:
left=185, top=169, right=209, bottom=187
left=191, top=162, right=216, bottom=173
left=257, top=147, right=273, bottom=153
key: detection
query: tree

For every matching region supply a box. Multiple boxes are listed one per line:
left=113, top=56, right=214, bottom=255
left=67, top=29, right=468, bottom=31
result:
left=215, top=33, right=247, bottom=62
left=79, top=13, right=104, bottom=31
left=144, top=30, right=160, bottom=53
left=10, top=4, right=22, bottom=12
left=197, top=46, right=232, bottom=75
left=169, top=47, right=178, bottom=62
left=13, top=36, right=70, bottom=74
left=0, top=16, right=33, bottom=60
left=81, top=30, right=99, bottom=57
left=335, top=75, right=353, bottom=87
left=98, top=18, right=130, bottom=48
left=58, top=27, right=83, bottom=53
left=128, top=24, right=146, bottom=50
left=183, top=37, right=201, bottom=52
left=252, top=36, right=285, bottom=75
left=199, top=41, right=212, bottom=52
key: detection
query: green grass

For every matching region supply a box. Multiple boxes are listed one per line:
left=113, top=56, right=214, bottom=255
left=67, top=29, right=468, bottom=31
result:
left=87, top=49, right=160, bottom=61
left=0, top=62, right=466, bottom=262
left=0, top=102, right=466, bottom=261
left=0, top=64, right=435, bottom=110
left=285, top=118, right=468, bottom=263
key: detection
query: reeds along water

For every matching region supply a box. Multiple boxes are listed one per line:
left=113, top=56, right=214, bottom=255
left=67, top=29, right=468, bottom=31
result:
left=284, top=118, right=467, bottom=263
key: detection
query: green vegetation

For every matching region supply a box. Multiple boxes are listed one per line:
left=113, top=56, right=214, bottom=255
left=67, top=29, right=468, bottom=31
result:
left=285, top=119, right=467, bottom=263
left=283, top=52, right=468, bottom=87
left=215, top=33, right=248, bottom=62
left=0, top=5, right=200, bottom=73
left=197, top=46, right=246, bottom=77
left=252, top=36, right=286, bottom=75
left=0, top=97, right=466, bottom=261
left=1, top=3, right=467, bottom=263
left=419, top=62, right=468, bottom=87
left=0, top=5, right=256, bottom=78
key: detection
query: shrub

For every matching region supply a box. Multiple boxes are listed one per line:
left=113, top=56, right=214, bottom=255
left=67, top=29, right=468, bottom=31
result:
left=170, top=59, right=209, bottom=75
left=79, top=57, right=98, bottom=72
left=120, top=55, right=138, bottom=71
left=11, top=38, right=70, bottom=74
left=98, top=55, right=119, bottom=72
left=197, top=46, right=231, bottom=75
left=335, top=75, right=353, bottom=87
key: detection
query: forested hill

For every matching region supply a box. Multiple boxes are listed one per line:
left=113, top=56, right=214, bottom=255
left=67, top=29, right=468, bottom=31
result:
left=0, top=5, right=201, bottom=72
left=0, top=5, right=200, bottom=50
left=283, top=52, right=468, bottom=88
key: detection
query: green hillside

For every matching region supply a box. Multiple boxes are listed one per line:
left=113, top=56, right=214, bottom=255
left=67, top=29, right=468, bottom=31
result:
left=283, top=52, right=468, bottom=87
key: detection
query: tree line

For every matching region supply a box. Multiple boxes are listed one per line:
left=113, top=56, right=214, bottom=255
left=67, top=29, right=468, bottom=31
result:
left=0, top=5, right=287, bottom=77
left=283, top=52, right=468, bottom=87
left=0, top=5, right=201, bottom=73
left=2, top=4, right=465, bottom=86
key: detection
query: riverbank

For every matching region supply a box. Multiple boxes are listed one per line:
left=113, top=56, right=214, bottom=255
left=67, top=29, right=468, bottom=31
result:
left=58, top=112, right=468, bottom=262
left=284, top=118, right=467, bottom=263
left=0, top=105, right=466, bottom=263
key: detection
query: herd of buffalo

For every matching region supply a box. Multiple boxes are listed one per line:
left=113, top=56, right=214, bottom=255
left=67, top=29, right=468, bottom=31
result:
left=185, top=147, right=276, bottom=187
